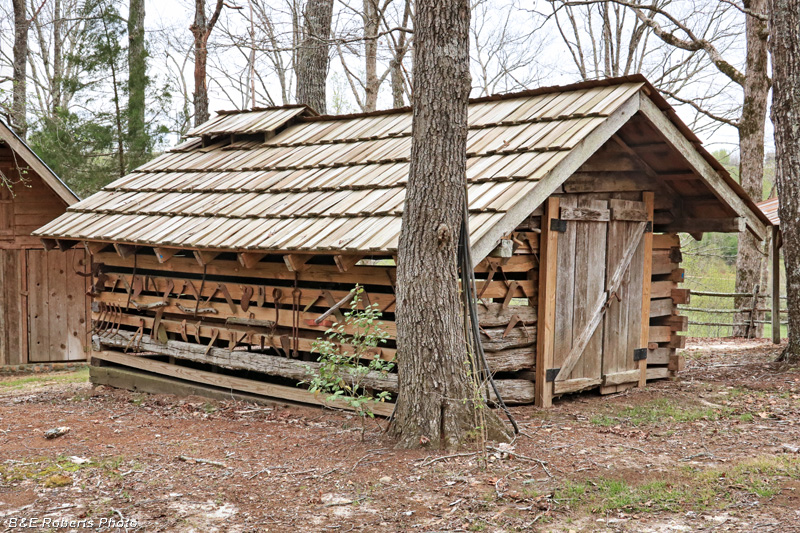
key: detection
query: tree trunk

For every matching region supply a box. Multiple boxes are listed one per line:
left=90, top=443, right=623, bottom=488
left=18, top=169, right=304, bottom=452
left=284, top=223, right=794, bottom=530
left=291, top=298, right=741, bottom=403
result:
left=771, top=0, right=800, bottom=362
left=191, top=0, right=224, bottom=127
left=363, top=0, right=380, bottom=112
left=128, top=0, right=148, bottom=168
left=11, top=0, right=28, bottom=139
left=52, top=0, right=62, bottom=114
left=191, top=0, right=209, bottom=127
left=390, top=0, right=509, bottom=449
left=390, top=0, right=412, bottom=108
left=295, top=0, right=334, bottom=113
left=734, top=0, right=771, bottom=337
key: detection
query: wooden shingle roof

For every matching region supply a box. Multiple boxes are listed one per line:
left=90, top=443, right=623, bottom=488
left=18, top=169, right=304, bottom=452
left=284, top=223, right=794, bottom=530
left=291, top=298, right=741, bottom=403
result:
left=34, top=75, right=769, bottom=261
left=757, top=198, right=779, bottom=226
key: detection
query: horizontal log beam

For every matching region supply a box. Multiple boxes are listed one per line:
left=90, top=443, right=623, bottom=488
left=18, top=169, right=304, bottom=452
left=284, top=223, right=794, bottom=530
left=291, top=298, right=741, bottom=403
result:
left=91, top=349, right=396, bottom=417
left=477, top=303, right=536, bottom=327
left=95, top=335, right=533, bottom=404
left=483, top=347, right=535, bottom=373
left=656, top=217, right=745, bottom=234
left=480, top=326, right=537, bottom=352
left=652, top=234, right=680, bottom=249
left=603, top=369, right=641, bottom=387
left=95, top=252, right=397, bottom=286
left=646, top=347, right=674, bottom=365
left=92, top=311, right=397, bottom=360
left=97, top=292, right=398, bottom=336
left=104, top=273, right=397, bottom=312
left=649, top=297, right=675, bottom=318
left=97, top=332, right=397, bottom=392
left=554, top=377, right=602, bottom=395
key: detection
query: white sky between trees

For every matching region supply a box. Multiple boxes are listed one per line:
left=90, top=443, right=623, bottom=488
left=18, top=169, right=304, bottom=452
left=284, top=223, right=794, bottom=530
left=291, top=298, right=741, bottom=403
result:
left=0, top=0, right=775, bottom=154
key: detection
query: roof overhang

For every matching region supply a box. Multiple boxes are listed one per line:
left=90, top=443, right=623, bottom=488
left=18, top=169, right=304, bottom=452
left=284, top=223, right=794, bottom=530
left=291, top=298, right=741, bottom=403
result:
left=471, top=88, right=769, bottom=263
left=0, top=118, right=78, bottom=205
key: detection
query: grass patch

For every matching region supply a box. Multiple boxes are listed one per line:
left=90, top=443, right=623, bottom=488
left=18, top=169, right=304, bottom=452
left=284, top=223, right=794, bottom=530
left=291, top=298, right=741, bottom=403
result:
left=556, top=478, right=706, bottom=513
left=0, top=368, right=89, bottom=390
left=590, top=398, right=733, bottom=427
left=555, top=455, right=800, bottom=514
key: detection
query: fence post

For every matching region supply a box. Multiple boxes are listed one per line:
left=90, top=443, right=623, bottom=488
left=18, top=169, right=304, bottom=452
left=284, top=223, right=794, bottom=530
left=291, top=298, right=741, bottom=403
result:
left=747, top=284, right=760, bottom=339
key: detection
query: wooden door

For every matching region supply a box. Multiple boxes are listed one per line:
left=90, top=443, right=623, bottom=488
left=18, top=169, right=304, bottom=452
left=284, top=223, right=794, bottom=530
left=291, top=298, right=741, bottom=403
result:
left=27, top=249, right=89, bottom=362
left=552, top=196, right=609, bottom=394
left=549, top=195, right=652, bottom=396
left=0, top=249, right=25, bottom=365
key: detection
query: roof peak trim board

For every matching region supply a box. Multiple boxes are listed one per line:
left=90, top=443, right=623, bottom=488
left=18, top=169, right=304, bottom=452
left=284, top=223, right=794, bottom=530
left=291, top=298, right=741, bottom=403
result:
left=0, top=118, right=79, bottom=205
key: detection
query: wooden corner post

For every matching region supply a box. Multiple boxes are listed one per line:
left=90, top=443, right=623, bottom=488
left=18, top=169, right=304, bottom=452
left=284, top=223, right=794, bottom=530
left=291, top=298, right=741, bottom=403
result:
left=772, top=225, right=781, bottom=344
left=638, top=192, right=655, bottom=387
left=536, top=197, right=560, bottom=407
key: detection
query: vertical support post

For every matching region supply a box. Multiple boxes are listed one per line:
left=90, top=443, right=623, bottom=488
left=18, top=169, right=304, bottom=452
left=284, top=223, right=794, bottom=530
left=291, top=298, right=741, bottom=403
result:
left=535, top=197, right=560, bottom=407
left=638, top=192, right=654, bottom=387
left=772, top=226, right=781, bottom=344
left=747, top=283, right=760, bottom=339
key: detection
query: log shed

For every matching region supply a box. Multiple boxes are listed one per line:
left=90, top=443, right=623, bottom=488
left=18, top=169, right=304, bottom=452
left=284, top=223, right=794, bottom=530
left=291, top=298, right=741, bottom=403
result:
left=34, top=75, right=770, bottom=410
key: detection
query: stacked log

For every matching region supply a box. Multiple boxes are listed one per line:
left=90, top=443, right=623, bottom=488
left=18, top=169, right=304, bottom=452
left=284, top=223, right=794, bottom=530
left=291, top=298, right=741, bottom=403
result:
left=91, top=230, right=541, bottom=406
left=647, top=233, right=687, bottom=379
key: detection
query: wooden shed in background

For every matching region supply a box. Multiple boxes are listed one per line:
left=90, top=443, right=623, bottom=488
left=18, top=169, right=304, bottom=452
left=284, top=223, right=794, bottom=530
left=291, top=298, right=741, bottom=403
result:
left=34, top=75, right=769, bottom=409
left=0, top=118, right=89, bottom=366
left=756, top=197, right=783, bottom=345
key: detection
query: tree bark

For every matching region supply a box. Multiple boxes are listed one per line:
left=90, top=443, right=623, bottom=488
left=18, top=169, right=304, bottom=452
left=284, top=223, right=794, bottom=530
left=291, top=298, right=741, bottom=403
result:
left=52, top=0, right=62, bottom=114
left=128, top=0, right=148, bottom=167
left=363, top=0, right=380, bottom=112
left=11, top=0, right=29, bottom=139
left=390, top=0, right=509, bottom=449
left=295, top=0, right=334, bottom=113
left=390, top=0, right=412, bottom=108
left=191, top=0, right=224, bottom=127
left=734, top=0, right=771, bottom=337
left=771, top=0, right=800, bottom=362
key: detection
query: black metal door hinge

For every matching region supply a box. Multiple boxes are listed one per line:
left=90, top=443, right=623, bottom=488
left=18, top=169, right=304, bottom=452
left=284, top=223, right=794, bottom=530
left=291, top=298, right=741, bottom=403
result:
left=550, top=219, right=567, bottom=233
left=546, top=368, right=560, bottom=382
left=633, top=348, right=648, bottom=361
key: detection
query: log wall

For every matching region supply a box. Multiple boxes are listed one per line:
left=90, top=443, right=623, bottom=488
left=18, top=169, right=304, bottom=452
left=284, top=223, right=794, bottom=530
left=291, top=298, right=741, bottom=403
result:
left=91, top=218, right=541, bottom=405
left=647, top=232, right=687, bottom=378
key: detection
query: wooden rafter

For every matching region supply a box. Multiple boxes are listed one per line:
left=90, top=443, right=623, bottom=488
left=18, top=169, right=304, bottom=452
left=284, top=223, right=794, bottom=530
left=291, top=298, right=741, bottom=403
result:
left=637, top=94, right=767, bottom=240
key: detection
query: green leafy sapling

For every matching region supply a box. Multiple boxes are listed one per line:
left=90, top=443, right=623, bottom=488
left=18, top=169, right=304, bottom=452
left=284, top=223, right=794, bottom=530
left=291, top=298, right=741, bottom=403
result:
left=304, top=285, right=394, bottom=437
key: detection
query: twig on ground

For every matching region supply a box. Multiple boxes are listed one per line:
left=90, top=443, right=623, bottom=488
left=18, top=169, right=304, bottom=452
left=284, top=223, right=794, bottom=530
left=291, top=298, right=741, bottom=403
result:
left=618, top=445, right=647, bottom=454
left=112, top=508, right=129, bottom=533
left=352, top=448, right=389, bottom=471
left=416, top=452, right=479, bottom=467
left=177, top=455, right=227, bottom=468
left=323, top=496, right=366, bottom=507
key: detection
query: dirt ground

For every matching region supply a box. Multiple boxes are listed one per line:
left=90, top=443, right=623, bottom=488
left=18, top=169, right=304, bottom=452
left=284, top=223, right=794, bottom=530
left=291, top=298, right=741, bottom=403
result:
left=1, top=339, right=799, bottom=532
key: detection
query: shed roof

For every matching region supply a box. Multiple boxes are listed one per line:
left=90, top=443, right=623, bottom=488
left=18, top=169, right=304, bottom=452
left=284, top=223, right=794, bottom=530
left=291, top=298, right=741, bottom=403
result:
left=757, top=198, right=779, bottom=226
left=34, top=75, right=769, bottom=261
left=0, top=118, right=78, bottom=205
